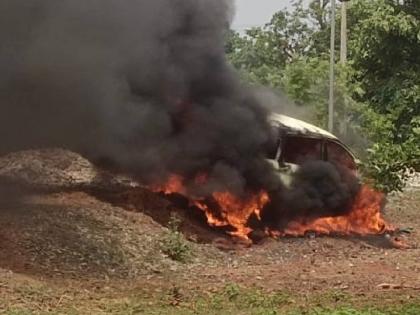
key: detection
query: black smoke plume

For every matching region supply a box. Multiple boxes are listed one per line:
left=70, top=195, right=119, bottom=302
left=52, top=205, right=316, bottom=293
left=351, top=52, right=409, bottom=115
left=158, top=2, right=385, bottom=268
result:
left=0, top=0, right=360, bottom=229
left=260, top=161, right=361, bottom=230
left=0, top=0, right=275, bottom=193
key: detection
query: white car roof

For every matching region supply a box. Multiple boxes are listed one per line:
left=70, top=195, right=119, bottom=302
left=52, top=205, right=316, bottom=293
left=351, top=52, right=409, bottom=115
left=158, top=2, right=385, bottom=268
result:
left=269, top=113, right=337, bottom=140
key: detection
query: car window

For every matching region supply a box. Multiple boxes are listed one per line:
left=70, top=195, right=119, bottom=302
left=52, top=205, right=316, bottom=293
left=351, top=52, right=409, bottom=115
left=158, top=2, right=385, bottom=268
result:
left=326, top=141, right=356, bottom=170
left=282, top=136, right=322, bottom=164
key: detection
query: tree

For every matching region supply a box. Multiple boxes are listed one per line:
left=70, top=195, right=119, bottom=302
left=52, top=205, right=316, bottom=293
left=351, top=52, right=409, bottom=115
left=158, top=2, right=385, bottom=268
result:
left=347, top=0, right=420, bottom=191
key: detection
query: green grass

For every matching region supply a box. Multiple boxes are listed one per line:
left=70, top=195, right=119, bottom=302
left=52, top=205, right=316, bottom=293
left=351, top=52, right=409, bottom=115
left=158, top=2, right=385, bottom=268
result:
left=103, top=282, right=420, bottom=315
left=2, top=284, right=419, bottom=315
left=290, top=305, right=420, bottom=315
left=100, top=294, right=420, bottom=315
left=5, top=307, right=420, bottom=315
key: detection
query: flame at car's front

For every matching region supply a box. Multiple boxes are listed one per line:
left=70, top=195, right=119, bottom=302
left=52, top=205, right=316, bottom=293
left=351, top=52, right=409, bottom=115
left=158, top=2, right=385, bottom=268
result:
left=269, top=185, right=392, bottom=237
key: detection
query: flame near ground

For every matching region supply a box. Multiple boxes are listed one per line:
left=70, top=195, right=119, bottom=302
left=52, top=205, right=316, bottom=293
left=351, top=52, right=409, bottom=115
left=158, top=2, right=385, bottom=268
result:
left=152, top=175, right=393, bottom=241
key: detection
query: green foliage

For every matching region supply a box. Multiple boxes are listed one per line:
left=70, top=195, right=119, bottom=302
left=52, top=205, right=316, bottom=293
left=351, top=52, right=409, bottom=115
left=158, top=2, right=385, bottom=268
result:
left=349, top=0, right=420, bottom=133
left=362, top=142, right=413, bottom=193
left=225, top=28, right=284, bottom=87
left=160, top=214, right=191, bottom=263
left=224, top=0, right=353, bottom=132
left=347, top=0, right=420, bottom=191
left=281, top=57, right=331, bottom=128
left=357, top=104, right=420, bottom=192
left=225, top=0, right=331, bottom=88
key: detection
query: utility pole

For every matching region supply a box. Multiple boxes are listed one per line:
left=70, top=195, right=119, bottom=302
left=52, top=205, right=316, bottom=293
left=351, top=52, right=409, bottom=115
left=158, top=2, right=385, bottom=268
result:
left=328, top=0, right=336, bottom=133
left=340, top=1, right=347, bottom=64
left=340, top=0, right=349, bottom=136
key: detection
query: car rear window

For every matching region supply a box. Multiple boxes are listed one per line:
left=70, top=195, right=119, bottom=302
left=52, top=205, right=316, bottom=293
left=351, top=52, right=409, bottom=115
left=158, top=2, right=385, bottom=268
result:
left=326, top=141, right=356, bottom=170
left=282, top=136, right=322, bottom=164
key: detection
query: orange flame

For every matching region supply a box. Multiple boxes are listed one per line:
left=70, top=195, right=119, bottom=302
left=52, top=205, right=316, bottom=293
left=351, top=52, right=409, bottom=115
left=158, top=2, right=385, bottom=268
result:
left=194, top=191, right=269, bottom=238
left=151, top=174, right=186, bottom=195
left=152, top=174, right=269, bottom=239
left=152, top=175, right=393, bottom=240
left=276, top=185, right=393, bottom=237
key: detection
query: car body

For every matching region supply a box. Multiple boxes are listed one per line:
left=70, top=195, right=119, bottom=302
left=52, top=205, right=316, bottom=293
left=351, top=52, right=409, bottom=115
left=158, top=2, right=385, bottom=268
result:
left=266, top=113, right=358, bottom=186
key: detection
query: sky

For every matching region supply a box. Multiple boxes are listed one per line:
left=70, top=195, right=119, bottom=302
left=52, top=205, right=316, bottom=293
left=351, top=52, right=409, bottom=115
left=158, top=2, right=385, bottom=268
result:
left=232, top=0, right=294, bottom=30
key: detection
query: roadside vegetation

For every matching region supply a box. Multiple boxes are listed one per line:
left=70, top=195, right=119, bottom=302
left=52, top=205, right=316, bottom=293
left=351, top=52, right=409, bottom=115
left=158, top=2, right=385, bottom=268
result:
left=2, top=283, right=419, bottom=315
left=225, top=0, right=420, bottom=193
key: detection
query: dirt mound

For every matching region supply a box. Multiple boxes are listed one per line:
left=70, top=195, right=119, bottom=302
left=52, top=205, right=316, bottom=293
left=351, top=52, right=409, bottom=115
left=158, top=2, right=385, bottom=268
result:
left=0, top=191, right=169, bottom=279
left=0, top=149, right=96, bottom=188
left=0, top=149, right=224, bottom=280
left=0, top=149, right=138, bottom=192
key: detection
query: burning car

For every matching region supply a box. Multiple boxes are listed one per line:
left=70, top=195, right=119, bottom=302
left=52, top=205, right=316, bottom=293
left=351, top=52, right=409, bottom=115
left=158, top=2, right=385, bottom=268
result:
left=266, top=113, right=358, bottom=186
left=152, top=112, right=391, bottom=239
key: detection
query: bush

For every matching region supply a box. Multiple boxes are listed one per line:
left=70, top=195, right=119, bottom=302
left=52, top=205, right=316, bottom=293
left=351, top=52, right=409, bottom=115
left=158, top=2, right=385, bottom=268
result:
left=358, top=113, right=420, bottom=193
left=160, top=214, right=192, bottom=263
left=361, top=142, right=414, bottom=193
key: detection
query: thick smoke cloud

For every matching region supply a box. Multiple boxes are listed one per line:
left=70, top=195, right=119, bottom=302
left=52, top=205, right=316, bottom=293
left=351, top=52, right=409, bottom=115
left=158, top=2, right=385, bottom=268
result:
left=261, top=161, right=361, bottom=230
left=0, top=0, right=274, bottom=195
left=0, top=0, right=360, bottom=227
